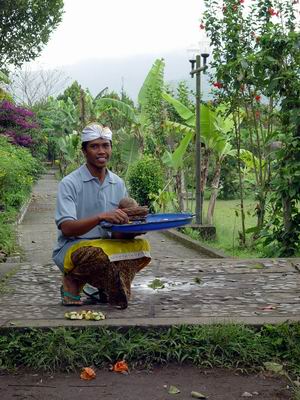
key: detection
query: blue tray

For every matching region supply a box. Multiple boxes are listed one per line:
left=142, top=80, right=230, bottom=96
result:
left=101, top=213, right=194, bottom=233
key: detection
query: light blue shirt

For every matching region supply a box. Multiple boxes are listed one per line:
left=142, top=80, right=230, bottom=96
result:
left=52, top=164, right=127, bottom=271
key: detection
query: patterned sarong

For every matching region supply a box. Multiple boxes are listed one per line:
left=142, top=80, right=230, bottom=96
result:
left=64, top=239, right=151, bottom=308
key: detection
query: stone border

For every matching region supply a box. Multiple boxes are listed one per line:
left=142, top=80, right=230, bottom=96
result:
left=162, top=229, right=228, bottom=259
left=1, top=316, right=299, bottom=329
left=15, top=194, right=32, bottom=225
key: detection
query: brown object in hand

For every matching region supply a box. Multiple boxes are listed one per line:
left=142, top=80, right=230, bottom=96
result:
left=118, top=197, right=148, bottom=221
left=121, top=206, right=149, bottom=221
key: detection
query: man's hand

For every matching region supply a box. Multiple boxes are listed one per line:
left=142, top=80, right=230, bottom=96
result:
left=99, top=209, right=129, bottom=224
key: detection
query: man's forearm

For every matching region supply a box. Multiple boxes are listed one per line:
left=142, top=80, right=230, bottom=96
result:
left=60, top=214, right=103, bottom=237
left=60, top=209, right=129, bottom=237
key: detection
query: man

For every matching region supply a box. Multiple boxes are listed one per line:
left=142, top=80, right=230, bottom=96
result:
left=52, top=123, right=151, bottom=309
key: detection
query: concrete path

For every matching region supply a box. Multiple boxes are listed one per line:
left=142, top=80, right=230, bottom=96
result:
left=0, top=170, right=299, bottom=328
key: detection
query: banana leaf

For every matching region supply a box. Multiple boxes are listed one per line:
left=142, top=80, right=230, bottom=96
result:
left=138, top=58, right=165, bottom=108
left=162, top=91, right=195, bottom=126
left=94, top=98, right=138, bottom=124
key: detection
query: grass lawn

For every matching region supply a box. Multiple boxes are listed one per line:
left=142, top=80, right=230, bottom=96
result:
left=184, top=198, right=263, bottom=258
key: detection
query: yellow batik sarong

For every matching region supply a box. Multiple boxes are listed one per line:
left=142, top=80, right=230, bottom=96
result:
left=64, top=238, right=151, bottom=273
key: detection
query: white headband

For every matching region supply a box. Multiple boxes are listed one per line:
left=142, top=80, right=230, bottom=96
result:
left=81, top=124, right=112, bottom=143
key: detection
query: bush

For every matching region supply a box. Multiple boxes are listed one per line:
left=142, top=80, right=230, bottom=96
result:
left=0, top=136, right=42, bottom=210
left=0, top=136, right=42, bottom=254
left=0, top=100, right=47, bottom=160
left=127, top=155, right=164, bottom=210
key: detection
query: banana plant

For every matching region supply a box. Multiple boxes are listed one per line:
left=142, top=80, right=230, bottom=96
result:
left=206, top=138, right=236, bottom=224
left=93, top=58, right=166, bottom=160
left=57, top=131, right=82, bottom=177
left=162, top=91, right=236, bottom=218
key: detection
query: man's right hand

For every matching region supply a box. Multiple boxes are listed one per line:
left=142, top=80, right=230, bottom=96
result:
left=99, top=209, right=129, bottom=224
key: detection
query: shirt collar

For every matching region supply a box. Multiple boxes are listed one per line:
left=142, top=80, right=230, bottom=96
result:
left=80, top=164, right=117, bottom=184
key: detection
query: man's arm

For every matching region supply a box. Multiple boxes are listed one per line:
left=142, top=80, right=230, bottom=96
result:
left=60, top=209, right=129, bottom=237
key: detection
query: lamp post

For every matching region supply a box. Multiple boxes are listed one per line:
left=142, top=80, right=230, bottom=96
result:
left=189, top=46, right=209, bottom=225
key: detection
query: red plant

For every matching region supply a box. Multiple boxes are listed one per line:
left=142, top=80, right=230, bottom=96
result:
left=268, top=7, right=279, bottom=17
left=255, top=95, right=261, bottom=102
left=213, top=82, right=223, bottom=89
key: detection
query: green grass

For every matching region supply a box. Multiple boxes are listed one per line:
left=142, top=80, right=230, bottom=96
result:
left=0, top=208, right=19, bottom=256
left=0, top=323, right=299, bottom=377
left=184, top=199, right=263, bottom=258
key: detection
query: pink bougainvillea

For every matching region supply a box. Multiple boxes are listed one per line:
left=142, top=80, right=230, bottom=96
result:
left=0, top=100, right=39, bottom=148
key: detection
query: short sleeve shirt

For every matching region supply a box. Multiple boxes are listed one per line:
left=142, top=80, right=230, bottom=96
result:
left=52, top=164, right=127, bottom=270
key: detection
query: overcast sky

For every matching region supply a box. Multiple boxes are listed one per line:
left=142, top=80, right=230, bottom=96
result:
left=32, top=0, right=205, bottom=68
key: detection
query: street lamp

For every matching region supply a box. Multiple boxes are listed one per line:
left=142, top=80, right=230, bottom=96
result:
left=189, top=42, right=210, bottom=225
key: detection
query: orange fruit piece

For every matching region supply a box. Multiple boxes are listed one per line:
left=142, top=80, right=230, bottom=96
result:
left=112, top=360, right=129, bottom=373
left=80, top=367, right=96, bottom=380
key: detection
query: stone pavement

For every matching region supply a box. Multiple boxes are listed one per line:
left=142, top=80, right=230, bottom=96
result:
left=0, top=170, right=299, bottom=328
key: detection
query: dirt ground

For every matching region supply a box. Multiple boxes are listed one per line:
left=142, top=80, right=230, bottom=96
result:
left=0, top=365, right=292, bottom=400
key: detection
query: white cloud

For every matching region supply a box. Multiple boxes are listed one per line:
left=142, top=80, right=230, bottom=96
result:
left=33, top=0, right=204, bottom=67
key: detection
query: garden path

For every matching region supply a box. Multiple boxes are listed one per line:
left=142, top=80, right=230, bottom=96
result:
left=0, top=170, right=299, bottom=328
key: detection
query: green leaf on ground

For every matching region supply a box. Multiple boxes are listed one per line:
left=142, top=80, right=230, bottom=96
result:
left=263, top=362, right=284, bottom=374
left=250, top=263, right=265, bottom=270
left=148, top=278, right=165, bottom=289
left=168, top=385, right=180, bottom=394
left=191, top=391, right=207, bottom=398
left=194, top=277, right=202, bottom=284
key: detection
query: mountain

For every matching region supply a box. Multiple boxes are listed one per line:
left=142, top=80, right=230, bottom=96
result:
left=60, top=49, right=212, bottom=102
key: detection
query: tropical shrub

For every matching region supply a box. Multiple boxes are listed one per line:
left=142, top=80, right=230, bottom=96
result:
left=0, top=136, right=42, bottom=210
left=127, top=155, right=164, bottom=210
left=0, top=135, right=42, bottom=255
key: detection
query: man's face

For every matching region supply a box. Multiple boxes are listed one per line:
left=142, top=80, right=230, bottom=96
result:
left=83, top=138, right=112, bottom=169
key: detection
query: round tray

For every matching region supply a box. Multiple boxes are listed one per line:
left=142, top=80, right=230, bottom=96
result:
left=101, top=213, right=194, bottom=233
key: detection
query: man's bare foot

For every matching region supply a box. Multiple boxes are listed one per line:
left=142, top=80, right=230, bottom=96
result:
left=62, top=274, right=83, bottom=306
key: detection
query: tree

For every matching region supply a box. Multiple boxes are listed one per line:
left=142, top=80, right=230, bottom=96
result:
left=0, top=0, right=64, bottom=68
left=10, top=66, right=69, bottom=106
left=202, top=0, right=299, bottom=244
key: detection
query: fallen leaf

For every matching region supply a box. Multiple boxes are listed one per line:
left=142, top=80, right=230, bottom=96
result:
left=250, top=263, right=264, bottom=270
left=263, top=362, right=284, bottom=374
left=191, top=391, right=207, bottom=398
left=241, top=392, right=253, bottom=398
left=112, top=360, right=129, bottom=373
left=168, top=385, right=180, bottom=394
left=148, top=278, right=165, bottom=290
left=80, top=367, right=96, bottom=380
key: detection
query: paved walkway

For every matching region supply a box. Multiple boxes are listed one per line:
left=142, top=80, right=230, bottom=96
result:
left=0, top=170, right=299, bottom=328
